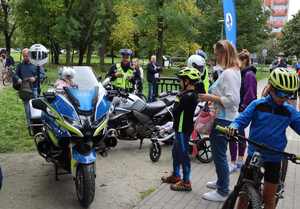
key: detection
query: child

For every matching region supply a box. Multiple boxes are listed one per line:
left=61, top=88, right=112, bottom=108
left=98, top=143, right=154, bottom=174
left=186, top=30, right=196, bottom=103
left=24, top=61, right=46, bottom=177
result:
left=161, top=67, right=200, bottom=191
left=227, top=68, right=300, bottom=209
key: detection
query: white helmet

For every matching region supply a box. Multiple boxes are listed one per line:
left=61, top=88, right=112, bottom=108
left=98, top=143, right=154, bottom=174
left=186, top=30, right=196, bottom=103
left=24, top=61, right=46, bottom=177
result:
left=61, top=67, right=75, bottom=79
left=29, top=44, right=49, bottom=66
left=187, top=55, right=205, bottom=68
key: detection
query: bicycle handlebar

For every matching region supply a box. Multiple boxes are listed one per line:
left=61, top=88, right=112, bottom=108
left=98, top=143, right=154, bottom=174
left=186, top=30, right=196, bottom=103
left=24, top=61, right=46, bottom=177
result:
left=215, top=125, right=300, bottom=164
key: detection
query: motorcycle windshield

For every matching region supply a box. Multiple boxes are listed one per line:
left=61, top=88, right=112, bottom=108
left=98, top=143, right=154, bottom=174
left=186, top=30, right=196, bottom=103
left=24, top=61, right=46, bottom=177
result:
left=67, top=87, right=98, bottom=112
left=65, top=66, right=107, bottom=113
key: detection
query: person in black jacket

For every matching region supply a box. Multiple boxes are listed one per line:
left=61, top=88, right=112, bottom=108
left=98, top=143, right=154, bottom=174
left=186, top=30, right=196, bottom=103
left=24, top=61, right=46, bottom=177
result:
left=161, top=67, right=200, bottom=192
left=147, top=55, right=161, bottom=102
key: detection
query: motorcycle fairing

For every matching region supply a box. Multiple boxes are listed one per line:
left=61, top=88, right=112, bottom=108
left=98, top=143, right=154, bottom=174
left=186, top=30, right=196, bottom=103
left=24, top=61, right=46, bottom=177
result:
left=40, top=99, right=84, bottom=137
left=51, top=95, right=79, bottom=124
left=72, top=147, right=96, bottom=164
left=95, top=96, right=110, bottom=121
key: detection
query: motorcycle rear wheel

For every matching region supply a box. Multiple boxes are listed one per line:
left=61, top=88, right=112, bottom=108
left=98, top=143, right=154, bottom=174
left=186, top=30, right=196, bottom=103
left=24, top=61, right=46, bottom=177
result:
left=75, top=163, right=95, bottom=208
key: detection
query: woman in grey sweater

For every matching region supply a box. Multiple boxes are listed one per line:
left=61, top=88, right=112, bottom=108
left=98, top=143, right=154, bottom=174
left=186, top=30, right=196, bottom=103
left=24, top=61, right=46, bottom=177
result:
left=200, top=40, right=241, bottom=202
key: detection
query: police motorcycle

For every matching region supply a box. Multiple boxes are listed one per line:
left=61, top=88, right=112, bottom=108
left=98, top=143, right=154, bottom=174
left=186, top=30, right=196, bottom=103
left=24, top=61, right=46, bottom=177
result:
left=102, top=77, right=176, bottom=162
left=29, top=65, right=110, bottom=208
left=106, top=90, right=176, bottom=162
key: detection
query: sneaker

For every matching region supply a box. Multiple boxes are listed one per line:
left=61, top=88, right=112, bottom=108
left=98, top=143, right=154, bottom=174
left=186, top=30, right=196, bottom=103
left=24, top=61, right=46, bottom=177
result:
left=170, top=180, right=192, bottom=192
left=202, top=190, right=228, bottom=202
left=206, top=180, right=217, bottom=190
left=236, top=159, right=244, bottom=169
left=229, top=163, right=238, bottom=173
left=161, top=175, right=181, bottom=184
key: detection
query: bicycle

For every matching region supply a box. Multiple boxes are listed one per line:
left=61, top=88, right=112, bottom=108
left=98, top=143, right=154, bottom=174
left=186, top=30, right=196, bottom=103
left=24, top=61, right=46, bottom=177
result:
left=216, top=125, right=300, bottom=209
left=2, top=66, right=14, bottom=86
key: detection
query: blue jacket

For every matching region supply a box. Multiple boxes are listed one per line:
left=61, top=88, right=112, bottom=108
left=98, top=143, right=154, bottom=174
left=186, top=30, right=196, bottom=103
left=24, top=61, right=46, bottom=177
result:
left=230, top=95, right=300, bottom=162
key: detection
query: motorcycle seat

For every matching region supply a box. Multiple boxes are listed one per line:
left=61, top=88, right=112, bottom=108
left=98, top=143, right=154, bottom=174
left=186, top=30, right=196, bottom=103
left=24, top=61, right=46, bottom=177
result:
left=160, top=95, right=176, bottom=106
left=144, top=101, right=166, bottom=116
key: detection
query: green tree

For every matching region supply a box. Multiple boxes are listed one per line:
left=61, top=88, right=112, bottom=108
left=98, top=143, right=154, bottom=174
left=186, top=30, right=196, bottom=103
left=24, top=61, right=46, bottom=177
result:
left=0, top=0, right=17, bottom=55
left=197, top=0, right=269, bottom=54
left=280, top=11, right=300, bottom=57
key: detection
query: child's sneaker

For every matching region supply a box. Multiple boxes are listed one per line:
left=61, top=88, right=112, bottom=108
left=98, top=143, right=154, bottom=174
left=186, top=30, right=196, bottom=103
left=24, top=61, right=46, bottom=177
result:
left=161, top=175, right=181, bottom=184
left=170, top=180, right=192, bottom=192
left=229, top=163, right=238, bottom=173
left=236, top=159, right=244, bottom=169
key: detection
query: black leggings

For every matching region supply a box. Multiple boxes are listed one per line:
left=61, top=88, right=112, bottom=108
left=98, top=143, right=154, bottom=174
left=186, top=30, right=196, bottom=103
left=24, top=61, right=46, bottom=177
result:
left=245, top=157, right=281, bottom=184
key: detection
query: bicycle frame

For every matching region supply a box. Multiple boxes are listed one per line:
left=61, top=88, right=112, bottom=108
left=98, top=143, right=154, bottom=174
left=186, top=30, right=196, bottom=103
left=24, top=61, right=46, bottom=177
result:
left=216, top=125, right=300, bottom=208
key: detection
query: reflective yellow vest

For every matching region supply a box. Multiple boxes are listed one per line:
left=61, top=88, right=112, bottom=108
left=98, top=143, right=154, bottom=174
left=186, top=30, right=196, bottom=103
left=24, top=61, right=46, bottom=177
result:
left=203, top=66, right=210, bottom=93
left=112, top=63, right=133, bottom=90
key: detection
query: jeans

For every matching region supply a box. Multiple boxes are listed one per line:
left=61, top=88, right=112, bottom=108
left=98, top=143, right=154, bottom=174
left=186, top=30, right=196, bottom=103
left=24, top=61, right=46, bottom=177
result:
left=32, top=87, right=38, bottom=98
left=172, top=132, right=191, bottom=182
left=210, top=118, right=232, bottom=196
left=147, top=82, right=157, bottom=102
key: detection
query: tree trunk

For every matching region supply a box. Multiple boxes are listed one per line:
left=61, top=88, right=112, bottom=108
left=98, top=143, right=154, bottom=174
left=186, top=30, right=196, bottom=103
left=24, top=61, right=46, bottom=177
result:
left=71, top=49, right=75, bottom=64
left=156, top=0, right=164, bottom=66
left=78, top=47, right=85, bottom=65
left=52, top=42, right=60, bottom=65
left=157, top=15, right=164, bottom=66
left=133, top=32, right=139, bottom=58
left=99, top=46, right=105, bottom=66
left=4, top=33, right=11, bottom=55
left=86, top=43, right=93, bottom=65
left=66, top=45, right=71, bottom=65
left=111, top=48, right=114, bottom=64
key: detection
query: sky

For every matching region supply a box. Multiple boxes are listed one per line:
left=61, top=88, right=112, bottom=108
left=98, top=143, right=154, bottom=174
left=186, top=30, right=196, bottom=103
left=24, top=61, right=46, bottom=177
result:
left=288, top=0, right=300, bottom=20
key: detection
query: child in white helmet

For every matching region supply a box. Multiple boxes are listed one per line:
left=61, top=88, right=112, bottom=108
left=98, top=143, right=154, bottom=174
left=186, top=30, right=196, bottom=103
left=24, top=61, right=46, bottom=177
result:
left=54, top=67, right=77, bottom=91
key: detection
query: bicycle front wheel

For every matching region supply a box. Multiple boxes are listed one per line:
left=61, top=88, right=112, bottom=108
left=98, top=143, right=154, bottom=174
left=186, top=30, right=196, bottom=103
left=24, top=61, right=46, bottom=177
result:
left=222, top=183, right=262, bottom=209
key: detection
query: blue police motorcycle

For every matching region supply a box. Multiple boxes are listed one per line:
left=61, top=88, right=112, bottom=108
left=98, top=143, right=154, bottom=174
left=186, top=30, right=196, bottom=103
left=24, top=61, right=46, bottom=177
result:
left=30, top=67, right=110, bottom=208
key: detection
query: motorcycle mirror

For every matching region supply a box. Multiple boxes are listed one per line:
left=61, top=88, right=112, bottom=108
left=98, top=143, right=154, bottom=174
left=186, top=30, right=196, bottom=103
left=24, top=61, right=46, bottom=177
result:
left=32, top=98, right=47, bottom=111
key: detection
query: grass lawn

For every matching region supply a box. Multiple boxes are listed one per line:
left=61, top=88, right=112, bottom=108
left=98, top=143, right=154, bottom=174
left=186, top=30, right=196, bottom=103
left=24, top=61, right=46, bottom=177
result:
left=0, top=64, right=269, bottom=153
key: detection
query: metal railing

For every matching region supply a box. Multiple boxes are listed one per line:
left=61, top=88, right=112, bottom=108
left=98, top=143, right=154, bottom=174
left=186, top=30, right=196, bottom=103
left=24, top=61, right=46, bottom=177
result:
left=156, top=77, right=180, bottom=95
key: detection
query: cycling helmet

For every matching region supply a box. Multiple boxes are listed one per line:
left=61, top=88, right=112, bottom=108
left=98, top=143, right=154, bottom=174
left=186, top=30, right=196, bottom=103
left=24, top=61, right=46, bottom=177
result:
left=177, top=67, right=201, bottom=82
left=187, top=55, right=205, bottom=68
left=29, top=44, right=49, bottom=66
left=120, top=49, right=133, bottom=57
left=195, top=49, right=207, bottom=60
left=61, top=67, right=75, bottom=79
left=269, top=67, right=299, bottom=92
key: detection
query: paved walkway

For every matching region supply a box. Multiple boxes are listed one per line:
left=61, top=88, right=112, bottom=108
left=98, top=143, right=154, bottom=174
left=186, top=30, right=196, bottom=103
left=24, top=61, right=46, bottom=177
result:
left=135, top=79, right=300, bottom=209
left=135, top=136, right=300, bottom=209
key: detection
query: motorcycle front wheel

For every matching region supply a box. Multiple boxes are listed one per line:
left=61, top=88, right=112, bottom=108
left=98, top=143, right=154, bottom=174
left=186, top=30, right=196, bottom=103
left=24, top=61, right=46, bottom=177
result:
left=149, top=142, right=161, bottom=162
left=75, top=163, right=95, bottom=208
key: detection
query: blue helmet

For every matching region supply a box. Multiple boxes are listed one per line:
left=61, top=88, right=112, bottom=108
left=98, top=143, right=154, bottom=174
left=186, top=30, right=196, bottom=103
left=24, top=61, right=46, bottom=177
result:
left=120, top=49, right=133, bottom=57
left=195, top=49, right=207, bottom=60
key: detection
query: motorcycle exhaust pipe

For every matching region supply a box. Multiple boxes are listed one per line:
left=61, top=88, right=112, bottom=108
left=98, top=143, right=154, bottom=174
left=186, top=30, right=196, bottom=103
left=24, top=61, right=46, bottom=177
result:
left=104, top=129, right=118, bottom=147
left=155, top=132, right=175, bottom=142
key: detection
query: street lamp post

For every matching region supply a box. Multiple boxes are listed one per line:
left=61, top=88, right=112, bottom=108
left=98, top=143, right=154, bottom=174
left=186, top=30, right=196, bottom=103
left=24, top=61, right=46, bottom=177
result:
left=218, top=19, right=224, bottom=40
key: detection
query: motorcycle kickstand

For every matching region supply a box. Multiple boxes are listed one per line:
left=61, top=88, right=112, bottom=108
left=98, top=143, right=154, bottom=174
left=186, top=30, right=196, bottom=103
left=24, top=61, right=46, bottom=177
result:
left=139, top=139, right=144, bottom=150
left=55, top=164, right=59, bottom=181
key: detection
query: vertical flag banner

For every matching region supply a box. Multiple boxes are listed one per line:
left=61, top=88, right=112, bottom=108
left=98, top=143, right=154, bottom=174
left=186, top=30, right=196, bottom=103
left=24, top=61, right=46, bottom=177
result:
left=222, top=0, right=237, bottom=47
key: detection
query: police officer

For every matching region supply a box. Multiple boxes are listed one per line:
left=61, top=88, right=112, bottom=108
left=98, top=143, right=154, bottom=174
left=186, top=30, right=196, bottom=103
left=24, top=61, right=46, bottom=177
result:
left=107, top=49, right=134, bottom=92
left=195, top=49, right=210, bottom=93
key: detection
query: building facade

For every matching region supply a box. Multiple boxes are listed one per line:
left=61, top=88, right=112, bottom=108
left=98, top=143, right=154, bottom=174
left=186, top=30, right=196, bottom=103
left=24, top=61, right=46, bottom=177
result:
left=263, top=0, right=289, bottom=32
